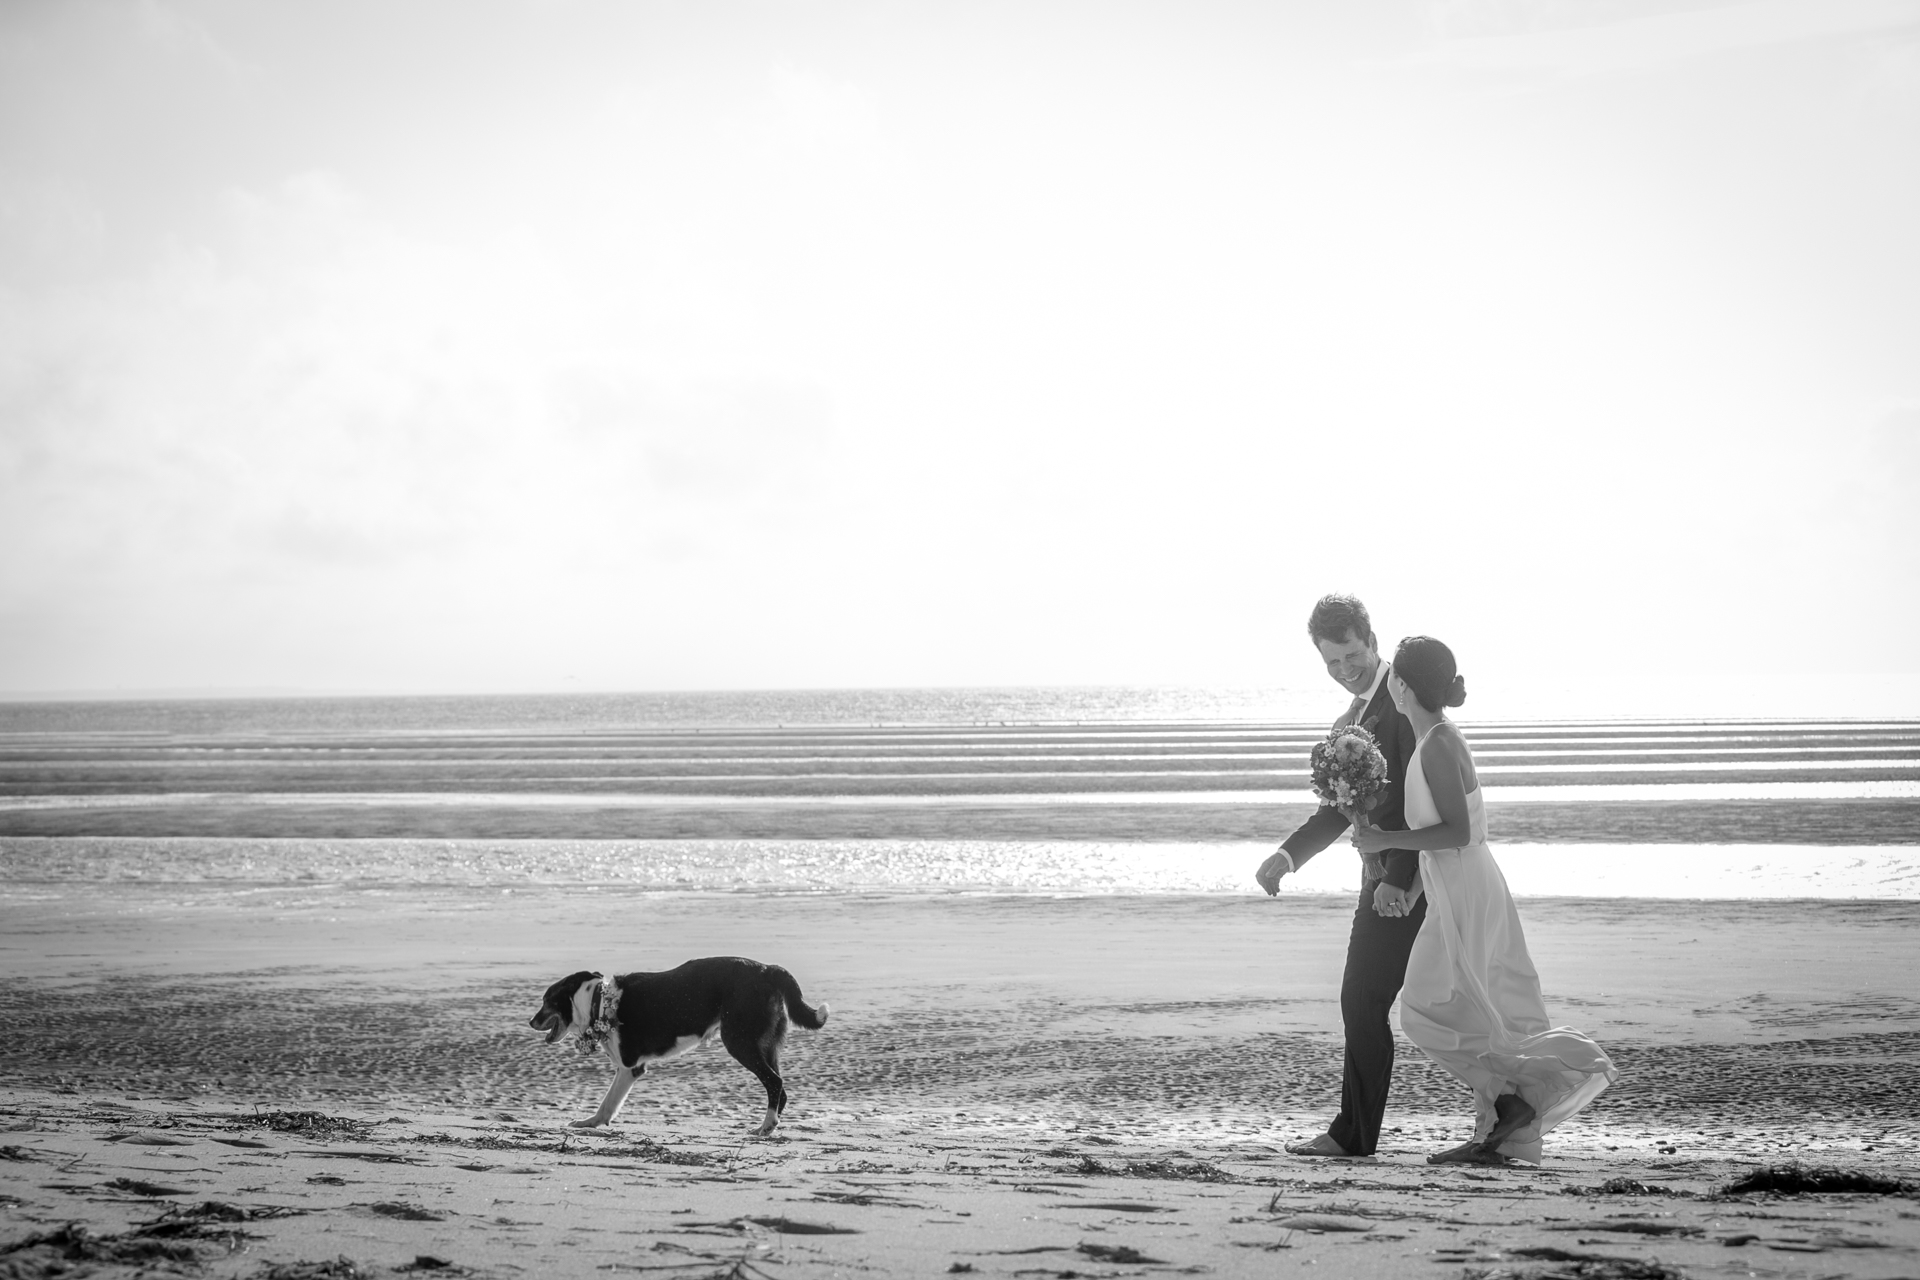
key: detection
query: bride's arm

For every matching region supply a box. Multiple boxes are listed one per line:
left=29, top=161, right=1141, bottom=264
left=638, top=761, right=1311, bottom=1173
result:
left=1355, top=729, right=1474, bottom=853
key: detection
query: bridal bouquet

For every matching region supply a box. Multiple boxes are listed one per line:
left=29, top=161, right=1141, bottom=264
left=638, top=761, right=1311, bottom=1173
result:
left=1309, top=723, right=1391, bottom=878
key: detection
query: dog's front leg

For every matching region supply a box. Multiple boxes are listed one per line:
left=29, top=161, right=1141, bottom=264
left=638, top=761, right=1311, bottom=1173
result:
left=572, top=1063, right=645, bottom=1129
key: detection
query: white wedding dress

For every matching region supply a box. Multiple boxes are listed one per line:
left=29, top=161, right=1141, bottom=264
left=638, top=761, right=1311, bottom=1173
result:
left=1399, top=725, right=1619, bottom=1162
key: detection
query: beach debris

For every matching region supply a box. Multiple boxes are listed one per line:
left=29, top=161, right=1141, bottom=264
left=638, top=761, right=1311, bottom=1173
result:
left=245, top=1109, right=374, bottom=1140
left=1273, top=1212, right=1374, bottom=1233
left=0, top=1145, right=36, bottom=1162
left=699, top=1251, right=782, bottom=1280
left=297, top=1147, right=421, bottom=1164
left=1076, top=1242, right=1165, bottom=1264
left=1745, top=1231, right=1888, bottom=1252
left=1049, top=1201, right=1170, bottom=1213
left=436, top=1130, right=722, bottom=1164
left=137, top=1199, right=309, bottom=1237
left=1720, top=1163, right=1917, bottom=1196
left=306, top=1174, right=347, bottom=1185
left=948, top=1265, right=976, bottom=1274
left=1562, top=1177, right=1693, bottom=1198
left=810, top=1188, right=928, bottom=1208
left=104, top=1176, right=191, bottom=1196
left=1068, top=1154, right=1233, bottom=1182
left=1547, top=1220, right=1704, bottom=1237
left=735, top=1215, right=859, bottom=1235
left=395, top=1256, right=464, bottom=1273
left=1463, top=1248, right=1689, bottom=1279
left=211, top=1137, right=272, bottom=1149
left=366, top=1201, right=446, bottom=1221
left=0, top=1222, right=200, bottom=1270
left=244, top=1257, right=368, bottom=1279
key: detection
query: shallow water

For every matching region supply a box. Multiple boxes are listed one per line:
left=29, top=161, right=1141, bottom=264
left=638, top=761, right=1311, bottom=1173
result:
left=4, top=836, right=1916, bottom=899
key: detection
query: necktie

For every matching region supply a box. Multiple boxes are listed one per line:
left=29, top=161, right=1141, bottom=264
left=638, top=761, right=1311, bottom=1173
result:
left=1345, top=693, right=1367, bottom=726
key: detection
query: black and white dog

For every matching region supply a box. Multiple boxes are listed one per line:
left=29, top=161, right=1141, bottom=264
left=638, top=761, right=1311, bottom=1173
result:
left=528, top=957, right=829, bottom=1135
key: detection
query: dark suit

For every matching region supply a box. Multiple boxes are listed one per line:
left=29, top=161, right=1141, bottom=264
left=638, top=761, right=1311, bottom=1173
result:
left=1280, top=663, right=1425, bottom=1156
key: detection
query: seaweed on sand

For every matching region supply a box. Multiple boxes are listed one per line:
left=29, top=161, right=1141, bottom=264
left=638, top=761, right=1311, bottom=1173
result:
left=1466, top=1249, right=1689, bottom=1280
left=1721, top=1163, right=1916, bottom=1196
left=137, top=1200, right=309, bottom=1240
left=1563, top=1177, right=1694, bottom=1198
left=104, top=1176, right=191, bottom=1197
left=242, top=1258, right=367, bottom=1279
left=1, top=1222, right=201, bottom=1270
left=242, top=1110, right=375, bottom=1140
left=1068, top=1154, right=1234, bottom=1183
left=1076, top=1243, right=1164, bottom=1264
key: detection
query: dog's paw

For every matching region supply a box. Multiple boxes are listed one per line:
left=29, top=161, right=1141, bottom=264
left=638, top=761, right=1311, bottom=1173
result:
left=569, top=1118, right=609, bottom=1130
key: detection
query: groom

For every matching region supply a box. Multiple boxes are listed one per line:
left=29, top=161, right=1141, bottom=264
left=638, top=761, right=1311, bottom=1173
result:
left=1256, top=593, right=1424, bottom=1158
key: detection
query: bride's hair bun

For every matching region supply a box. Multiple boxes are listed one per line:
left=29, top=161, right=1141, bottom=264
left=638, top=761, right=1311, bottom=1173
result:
left=1392, top=635, right=1464, bottom=714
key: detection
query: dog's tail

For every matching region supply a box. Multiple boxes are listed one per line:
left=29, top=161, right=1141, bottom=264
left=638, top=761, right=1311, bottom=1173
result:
left=770, top=966, right=829, bottom=1030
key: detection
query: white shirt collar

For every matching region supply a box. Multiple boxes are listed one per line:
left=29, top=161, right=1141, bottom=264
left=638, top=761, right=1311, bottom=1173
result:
left=1353, top=658, right=1389, bottom=712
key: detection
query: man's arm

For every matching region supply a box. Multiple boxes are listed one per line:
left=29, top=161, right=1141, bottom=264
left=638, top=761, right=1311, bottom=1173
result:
left=1371, top=708, right=1420, bottom=891
left=1255, top=803, right=1351, bottom=894
left=1380, top=848, right=1419, bottom=890
left=1282, top=804, right=1352, bottom=865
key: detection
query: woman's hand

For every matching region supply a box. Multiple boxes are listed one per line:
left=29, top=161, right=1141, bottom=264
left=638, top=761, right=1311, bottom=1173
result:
left=1352, top=824, right=1394, bottom=855
left=1372, top=882, right=1417, bottom=918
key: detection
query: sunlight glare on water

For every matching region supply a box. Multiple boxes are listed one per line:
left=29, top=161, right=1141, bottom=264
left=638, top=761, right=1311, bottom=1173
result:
left=2, top=838, right=1913, bottom=899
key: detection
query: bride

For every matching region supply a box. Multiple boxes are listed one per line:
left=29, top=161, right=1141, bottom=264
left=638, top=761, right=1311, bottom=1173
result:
left=1355, top=636, right=1619, bottom=1164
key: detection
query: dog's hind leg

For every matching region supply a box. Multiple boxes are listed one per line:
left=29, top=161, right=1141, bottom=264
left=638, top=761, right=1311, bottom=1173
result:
left=721, top=1015, right=788, bottom=1136
left=572, top=1064, right=645, bottom=1129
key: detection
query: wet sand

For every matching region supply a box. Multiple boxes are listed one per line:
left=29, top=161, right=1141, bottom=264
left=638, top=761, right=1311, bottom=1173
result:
left=4, top=885, right=1918, bottom=1277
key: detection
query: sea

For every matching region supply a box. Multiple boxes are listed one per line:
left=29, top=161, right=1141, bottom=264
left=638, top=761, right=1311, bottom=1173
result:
left=2, top=687, right=1916, bottom=900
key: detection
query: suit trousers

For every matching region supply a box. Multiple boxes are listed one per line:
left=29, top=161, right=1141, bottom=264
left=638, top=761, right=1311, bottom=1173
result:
left=1326, top=883, right=1428, bottom=1157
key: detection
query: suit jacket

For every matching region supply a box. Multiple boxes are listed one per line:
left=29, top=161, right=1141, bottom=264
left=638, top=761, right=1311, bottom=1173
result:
left=1280, top=663, right=1419, bottom=890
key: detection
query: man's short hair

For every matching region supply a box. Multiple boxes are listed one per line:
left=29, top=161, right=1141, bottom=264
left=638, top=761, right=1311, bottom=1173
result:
left=1307, top=594, right=1373, bottom=648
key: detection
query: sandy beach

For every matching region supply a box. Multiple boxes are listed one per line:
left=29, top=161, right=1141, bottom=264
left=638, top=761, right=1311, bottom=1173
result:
left=5, top=882, right=1919, bottom=1278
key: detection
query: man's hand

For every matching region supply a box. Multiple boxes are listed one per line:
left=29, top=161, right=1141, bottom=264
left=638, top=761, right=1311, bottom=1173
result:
left=1372, top=881, right=1417, bottom=917
left=1255, top=850, right=1293, bottom=897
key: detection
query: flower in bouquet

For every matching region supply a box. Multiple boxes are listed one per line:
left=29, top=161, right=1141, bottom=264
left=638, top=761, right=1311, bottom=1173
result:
left=1309, top=724, right=1391, bottom=876
left=1309, top=722, right=1390, bottom=820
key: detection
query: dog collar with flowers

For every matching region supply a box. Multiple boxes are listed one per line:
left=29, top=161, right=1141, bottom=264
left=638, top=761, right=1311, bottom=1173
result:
left=576, top=976, right=621, bottom=1056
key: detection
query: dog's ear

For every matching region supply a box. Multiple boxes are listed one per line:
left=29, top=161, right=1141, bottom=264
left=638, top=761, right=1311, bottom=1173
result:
left=542, top=970, right=604, bottom=1007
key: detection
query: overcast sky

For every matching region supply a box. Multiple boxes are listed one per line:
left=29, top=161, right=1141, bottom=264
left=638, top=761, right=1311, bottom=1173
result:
left=2, top=0, right=1917, bottom=715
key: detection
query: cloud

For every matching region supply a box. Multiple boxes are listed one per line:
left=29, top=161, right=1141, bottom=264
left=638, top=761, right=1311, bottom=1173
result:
left=766, top=61, right=882, bottom=159
left=1397, top=0, right=1920, bottom=83
left=1860, top=403, right=1920, bottom=550
left=0, top=169, right=842, bottom=687
left=0, top=172, right=106, bottom=288
left=552, top=368, right=833, bottom=498
left=135, top=0, right=255, bottom=80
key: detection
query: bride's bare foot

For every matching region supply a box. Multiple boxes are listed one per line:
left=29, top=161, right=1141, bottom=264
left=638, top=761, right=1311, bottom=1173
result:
left=1284, top=1133, right=1356, bottom=1158
left=1426, top=1139, right=1487, bottom=1165
left=1475, top=1093, right=1536, bottom=1159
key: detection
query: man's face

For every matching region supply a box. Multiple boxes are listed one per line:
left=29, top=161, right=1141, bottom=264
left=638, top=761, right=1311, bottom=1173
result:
left=1315, top=630, right=1380, bottom=697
